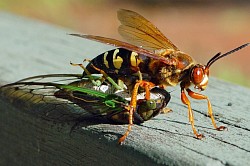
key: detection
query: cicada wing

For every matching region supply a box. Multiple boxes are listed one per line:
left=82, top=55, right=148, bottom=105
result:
left=0, top=74, right=102, bottom=122
left=54, top=89, right=127, bottom=118
left=117, top=9, right=179, bottom=51
left=17, top=73, right=83, bottom=84
left=0, top=82, right=92, bottom=122
left=0, top=74, right=129, bottom=122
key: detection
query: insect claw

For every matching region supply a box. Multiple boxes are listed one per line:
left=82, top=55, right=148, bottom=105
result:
left=160, top=107, right=172, bottom=114
left=216, top=126, right=226, bottom=131
left=196, top=134, right=205, bottom=139
left=70, top=62, right=83, bottom=67
left=118, top=136, right=126, bottom=145
left=83, top=59, right=91, bottom=63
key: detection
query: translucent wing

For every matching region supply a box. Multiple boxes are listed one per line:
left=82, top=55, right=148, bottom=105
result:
left=0, top=74, right=125, bottom=122
left=117, top=9, right=179, bottom=51
left=70, top=34, right=177, bottom=66
left=0, top=74, right=171, bottom=124
left=17, top=73, right=82, bottom=83
left=0, top=82, right=90, bottom=122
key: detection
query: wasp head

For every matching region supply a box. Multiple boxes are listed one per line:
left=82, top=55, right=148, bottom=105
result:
left=190, top=43, right=249, bottom=91
left=190, top=64, right=209, bottom=91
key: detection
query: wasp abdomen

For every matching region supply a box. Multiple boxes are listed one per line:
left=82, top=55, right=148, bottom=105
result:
left=84, top=48, right=146, bottom=78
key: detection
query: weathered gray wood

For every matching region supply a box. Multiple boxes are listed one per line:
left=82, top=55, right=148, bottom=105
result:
left=0, top=12, right=250, bottom=166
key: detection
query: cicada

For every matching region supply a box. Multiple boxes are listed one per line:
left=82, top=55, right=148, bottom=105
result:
left=0, top=73, right=170, bottom=143
left=70, top=9, right=249, bottom=140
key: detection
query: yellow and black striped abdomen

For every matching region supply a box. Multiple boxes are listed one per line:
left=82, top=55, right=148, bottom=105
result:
left=84, top=48, right=147, bottom=79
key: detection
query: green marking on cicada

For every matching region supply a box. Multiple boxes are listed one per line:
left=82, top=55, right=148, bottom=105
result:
left=57, top=84, right=127, bottom=109
left=104, top=100, right=116, bottom=108
left=103, top=94, right=128, bottom=108
left=0, top=72, right=171, bottom=145
left=58, top=84, right=109, bottom=98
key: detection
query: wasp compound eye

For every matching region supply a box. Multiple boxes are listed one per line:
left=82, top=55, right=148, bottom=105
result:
left=191, top=66, right=204, bottom=85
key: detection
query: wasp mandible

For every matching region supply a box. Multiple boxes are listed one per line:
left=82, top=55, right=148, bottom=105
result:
left=71, top=9, right=249, bottom=141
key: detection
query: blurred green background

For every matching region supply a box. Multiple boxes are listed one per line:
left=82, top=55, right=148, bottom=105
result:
left=1, top=0, right=250, bottom=87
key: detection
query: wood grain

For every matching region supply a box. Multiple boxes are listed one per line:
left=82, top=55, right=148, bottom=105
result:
left=0, top=12, right=250, bottom=166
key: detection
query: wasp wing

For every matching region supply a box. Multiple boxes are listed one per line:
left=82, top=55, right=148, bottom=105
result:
left=70, top=34, right=176, bottom=66
left=117, top=9, right=179, bottom=51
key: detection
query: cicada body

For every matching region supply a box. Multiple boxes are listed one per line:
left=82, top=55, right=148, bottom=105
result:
left=0, top=74, right=170, bottom=125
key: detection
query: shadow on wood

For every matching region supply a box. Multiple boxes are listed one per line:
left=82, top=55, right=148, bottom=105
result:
left=0, top=12, right=250, bottom=166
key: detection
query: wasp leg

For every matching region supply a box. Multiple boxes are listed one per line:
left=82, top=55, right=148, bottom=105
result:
left=130, top=81, right=141, bottom=108
left=118, top=105, right=134, bottom=144
left=130, top=80, right=155, bottom=108
left=70, top=62, right=89, bottom=73
left=118, top=81, right=141, bottom=144
left=118, top=80, right=154, bottom=144
left=70, top=62, right=103, bottom=86
left=181, top=88, right=204, bottom=139
left=136, top=70, right=143, bottom=81
left=186, top=88, right=226, bottom=131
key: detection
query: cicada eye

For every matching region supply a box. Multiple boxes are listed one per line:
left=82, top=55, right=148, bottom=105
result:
left=191, top=67, right=204, bottom=85
left=146, top=100, right=156, bottom=109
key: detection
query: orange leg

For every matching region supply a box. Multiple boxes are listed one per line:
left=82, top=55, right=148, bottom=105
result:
left=71, top=59, right=109, bottom=84
left=89, top=63, right=107, bottom=77
left=77, top=61, right=122, bottom=90
left=144, top=82, right=151, bottom=100
left=89, top=63, right=124, bottom=90
left=186, top=88, right=226, bottom=131
left=70, top=62, right=106, bottom=87
left=118, top=80, right=155, bottom=144
left=130, top=81, right=141, bottom=108
left=70, top=62, right=91, bottom=75
left=118, top=106, right=134, bottom=144
left=130, top=80, right=155, bottom=108
left=181, top=88, right=204, bottom=139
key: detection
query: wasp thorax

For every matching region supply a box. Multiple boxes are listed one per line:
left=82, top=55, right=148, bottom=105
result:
left=190, top=65, right=209, bottom=90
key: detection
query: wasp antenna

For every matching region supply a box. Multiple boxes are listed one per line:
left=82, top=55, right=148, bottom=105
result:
left=206, top=52, right=221, bottom=68
left=206, top=43, right=249, bottom=68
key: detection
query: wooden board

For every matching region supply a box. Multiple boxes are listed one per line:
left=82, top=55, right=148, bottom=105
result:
left=0, top=12, right=250, bottom=166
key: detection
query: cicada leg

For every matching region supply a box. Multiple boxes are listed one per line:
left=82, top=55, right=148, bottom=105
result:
left=118, top=80, right=155, bottom=144
left=82, top=60, right=123, bottom=91
left=185, top=88, right=226, bottom=131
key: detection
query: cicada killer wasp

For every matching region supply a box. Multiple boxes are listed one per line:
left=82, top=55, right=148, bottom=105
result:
left=70, top=9, right=249, bottom=142
left=0, top=73, right=170, bottom=142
